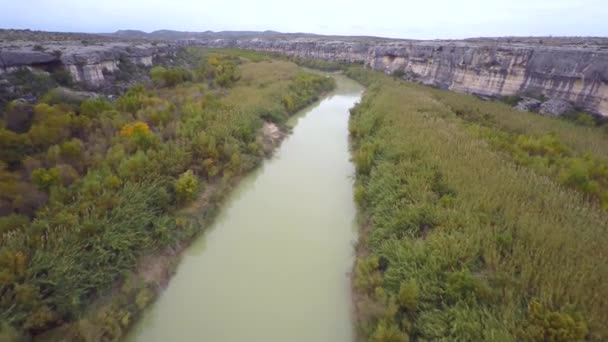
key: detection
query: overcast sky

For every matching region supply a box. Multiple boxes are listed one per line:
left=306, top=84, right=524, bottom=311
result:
left=2, top=0, right=607, bottom=39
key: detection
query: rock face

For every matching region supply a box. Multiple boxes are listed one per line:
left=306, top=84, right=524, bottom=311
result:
left=365, top=42, right=608, bottom=117
left=197, top=37, right=608, bottom=117
left=515, top=97, right=542, bottom=112
left=0, top=41, right=179, bottom=87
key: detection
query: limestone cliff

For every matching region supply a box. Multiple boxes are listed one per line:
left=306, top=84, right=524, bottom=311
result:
left=366, top=41, right=608, bottom=117
left=0, top=40, right=177, bottom=86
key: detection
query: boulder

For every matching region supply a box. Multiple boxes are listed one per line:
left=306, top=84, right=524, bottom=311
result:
left=539, top=99, right=574, bottom=116
left=515, top=97, right=542, bottom=112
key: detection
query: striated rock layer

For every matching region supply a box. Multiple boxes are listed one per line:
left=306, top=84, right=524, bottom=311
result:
left=0, top=41, right=179, bottom=86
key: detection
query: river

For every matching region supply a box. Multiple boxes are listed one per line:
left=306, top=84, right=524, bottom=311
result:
left=126, top=74, right=363, bottom=342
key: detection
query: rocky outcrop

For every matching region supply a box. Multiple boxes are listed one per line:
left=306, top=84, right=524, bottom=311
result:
left=365, top=42, right=608, bottom=117
left=515, top=97, right=542, bottom=112
left=540, top=98, right=574, bottom=116
left=0, top=41, right=178, bottom=87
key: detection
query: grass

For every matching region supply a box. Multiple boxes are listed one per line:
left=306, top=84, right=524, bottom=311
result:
left=346, top=67, right=608, bottom=341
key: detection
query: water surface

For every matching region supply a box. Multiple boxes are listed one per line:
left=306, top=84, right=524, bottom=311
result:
left=127, top=74, right=363, bottom=342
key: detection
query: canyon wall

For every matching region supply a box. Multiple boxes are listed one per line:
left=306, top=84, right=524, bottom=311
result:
left=0, top=42, right=178, bottom=86
left=367, top=42, right=608, bottom=117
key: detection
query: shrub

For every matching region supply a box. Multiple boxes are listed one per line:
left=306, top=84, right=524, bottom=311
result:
left=574, top=112, right=596, bottom=126
left=174, top=170, right=198, bottom=204
left=116, top=85, right=146, bottom=113
left=31, top=167, right=61, bottom=191
left=120, top=121, right=151, bottom=138
left=51, top=69, right=73, bottom=87
left=520, top=301, right=587, bottom=341
left=203, top=56, right=240, bottom=88
left=80, top=98, right=113, bottom=117
left=150, top=66, right=192, bottom=87
left=398, top=279, right=419, bottom=312
left=0, top=214, right=29, bottom=234
left=371, top=320, right=409, bottom=342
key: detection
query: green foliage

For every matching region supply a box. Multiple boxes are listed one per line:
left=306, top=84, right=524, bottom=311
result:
left=348, top=67, right=608, bottom=340
left=282, top=72, right=335, bottom=114
left=0, top=214, right=29, bottom=235
left=520, top=301, right=587, bottom=341
left=288, top=56, right=347, bottom=71
left=80, top=98, right=113, bottom=118
left=175, top=170, right=199, bottom=204
left=150, top=66, right=192, bottom=87
left=573, top=112, right=596, bottom=126
left=30, top=167, right=61, bottom=191
left=51, top=69, right=73, bottom=87
left=397, top=279, right=418, bottom=312
left=27, top=103, right=74, bottom=148
left=116, top=85, right=146, bottom=113
left=7, top=68, right=56, bottom=99
left=202, top=55, right=241, bottom=88
left=467, top=122, right=608, bottom=209
left=372, top=320, right=410, bottom=342
left=0, top=128, right=31, bottom=165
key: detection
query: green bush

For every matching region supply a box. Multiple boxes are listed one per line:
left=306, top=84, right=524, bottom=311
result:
left=51, top=69, right=73, bottom=87
left=520, top=301, right=587, bottom=341
left=80, top=98, right=113, bottom=117
left=150, top=66, right=192, bottom=87
left=174, top=170, right=199, bottom=204
left=30, top=167, right=61, bottom=191
left=0, top=214, right=29, bottom=234
left=398, top=279, right=419, bottom=312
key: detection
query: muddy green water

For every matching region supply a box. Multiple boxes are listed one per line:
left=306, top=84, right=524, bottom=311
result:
left=126, top=75, right=363, bottom=342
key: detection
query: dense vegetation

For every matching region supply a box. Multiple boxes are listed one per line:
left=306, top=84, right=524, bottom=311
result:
left=0, top=49, right=334, bottom=340
left=346, top=67, right=608, bottom=341
left=202, top=47, right=350, bottom=71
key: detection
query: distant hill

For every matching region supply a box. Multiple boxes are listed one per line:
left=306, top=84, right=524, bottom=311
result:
left=102, top=29, right=271, bottom=40
left=102, top=29, right=396, bottom=42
